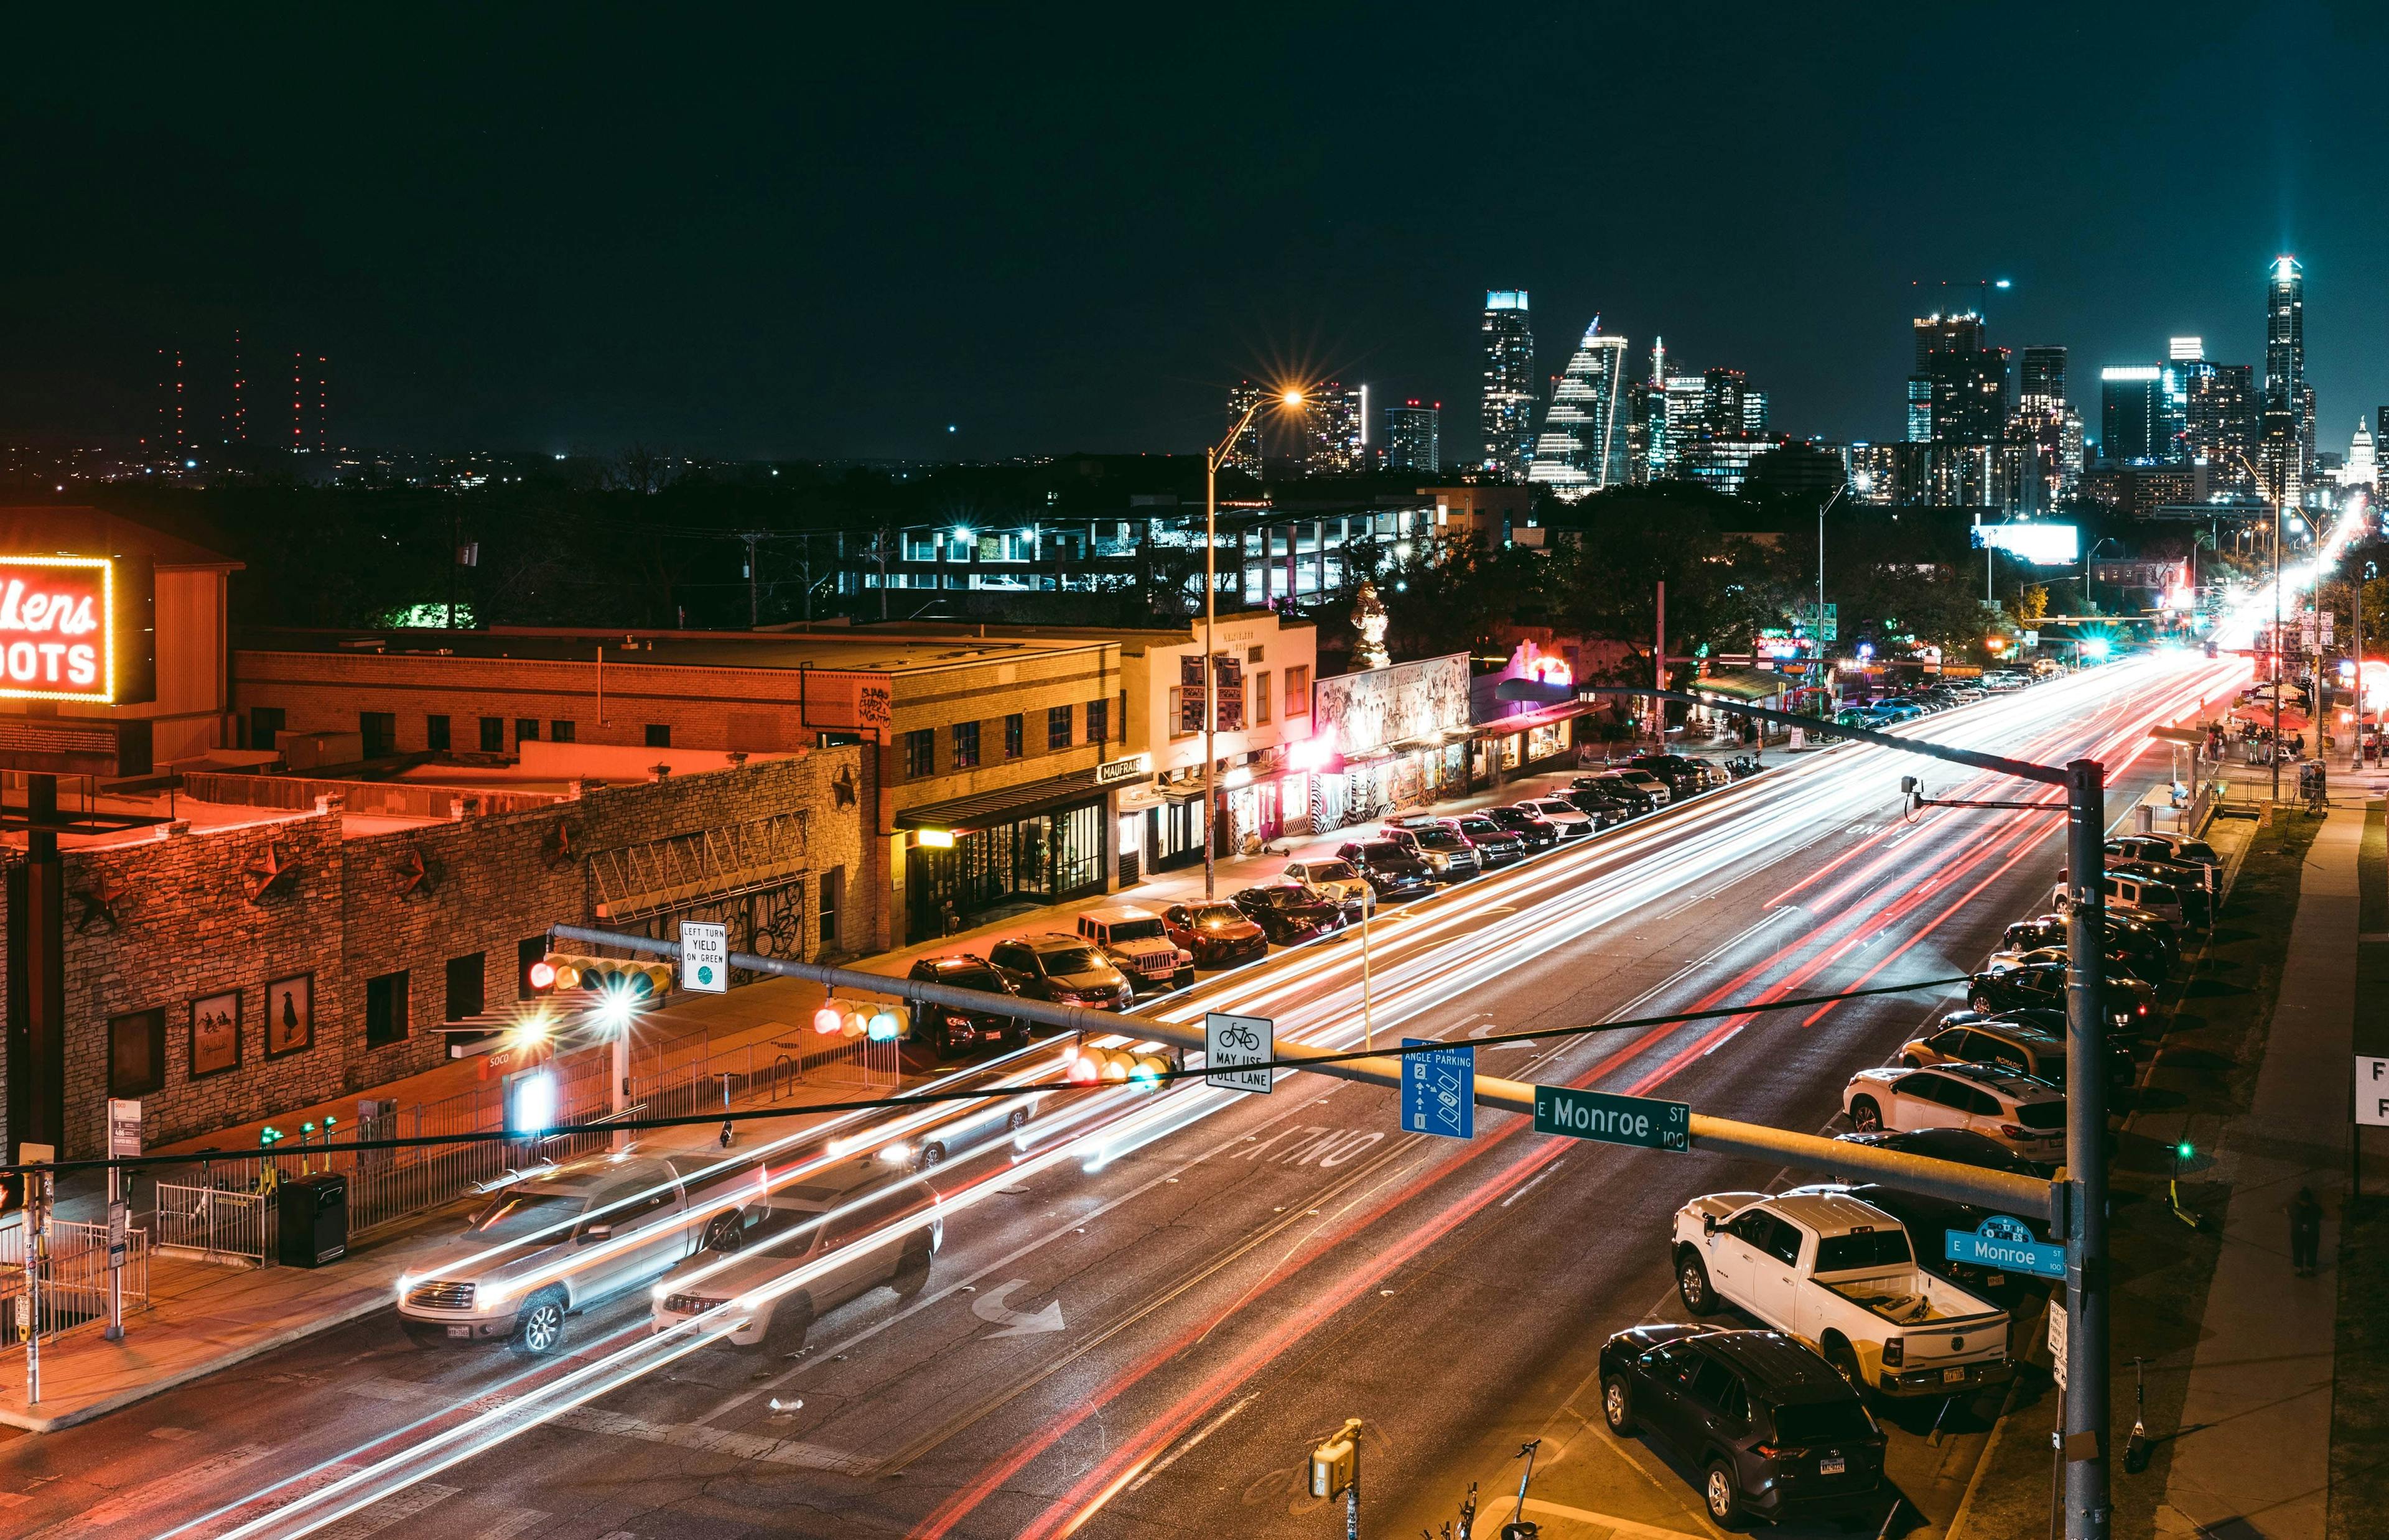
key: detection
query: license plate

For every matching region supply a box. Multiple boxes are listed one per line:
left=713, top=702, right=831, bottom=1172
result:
left=1943, top=1366, right=1968, bottom=1385
left=446, top=1324, right=472, bottom=1338
left=1820, top=1455, right=1846, bottom=1475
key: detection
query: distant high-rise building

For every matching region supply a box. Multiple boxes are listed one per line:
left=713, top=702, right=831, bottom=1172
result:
left=1702, top=369, right=1746, bottom=438
left=1909, top=312, right=2008, bottom=445
left=2169, top=336, right=2204, bottom=363
left=2265, top=255, right=2309, bottom=452
left=1741, top=391, right=1769, bottom=435
left=1905, top=376, right=1934, bottom=443
left=2187, top=364, right=2259, bottom=477
left=1527, top=319, right=1631, bottom=497
left=1664, top=375, right=1708, bottom=474
left=1305, top=383, right=1366, bottom=473
left=1382, top=401, right=1440, bottom=473
left=1480, top=290, right=1537, bottom=481
left=1625, top=381, right=1658, bottom=483
left=2299, top=384, right=2317, bottom=462
left=2018, top=346, right=2067, bottom=409
left=1224, top=381, right=1267, bottom=475
left=2100, top=367, right=2166, bottom=462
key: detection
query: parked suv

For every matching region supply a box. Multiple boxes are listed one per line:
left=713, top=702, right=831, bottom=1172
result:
left=1901, top=1016, right=2134, bottom=1091
left=1841, top=1062, right=2067, bottom=1165
left=1331, top=839, right=1435, bottom=900
left=1482, top=804, right=1562, bottom=848
left=1447, top=814, right=1528, bottom=868
left=1572, top=772, right=1659, bottom=814
left=1231, top=882, right=1351, bottom=942
left=1374, top=823, right=1479, bottom=882
left=1628, top=754, right=1708, bottom=799
left=1160, top=900, right=1270, bottom=968
left=1280, top=856, right=1376, bottom=911
left=988, top=933, right=1134, bottom=1010
left=399, top=1151, right=757, bottom=1354
left=1075, top=906, right=1196, bottom=994
left=904, top=953, right=1028, bottom=1056
left=1599, top=1324, right=1887, bottom=1528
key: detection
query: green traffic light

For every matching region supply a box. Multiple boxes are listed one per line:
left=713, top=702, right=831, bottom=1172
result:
left=2175, top=1139, right=2195, bottom=1161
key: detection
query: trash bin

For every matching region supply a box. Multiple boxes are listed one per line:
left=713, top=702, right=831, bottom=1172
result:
left=276, top=1171, right=348, bottom=1268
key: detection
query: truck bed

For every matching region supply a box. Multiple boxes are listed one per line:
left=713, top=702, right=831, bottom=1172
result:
left=1823, top=1270, right=2003, bottom=1326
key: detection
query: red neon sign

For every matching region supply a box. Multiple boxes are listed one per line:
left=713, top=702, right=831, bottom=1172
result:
left=0, top=556, right=117, bottom=702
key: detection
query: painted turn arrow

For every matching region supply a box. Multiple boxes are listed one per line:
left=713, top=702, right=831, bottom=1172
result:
left=971, top=1279, right=1065, bottom=1338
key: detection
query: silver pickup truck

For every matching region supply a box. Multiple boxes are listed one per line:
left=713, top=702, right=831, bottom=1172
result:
left=397, top=1150, right=761, bottom=1355
left=1672, top=1189, right=2013, bottom=1399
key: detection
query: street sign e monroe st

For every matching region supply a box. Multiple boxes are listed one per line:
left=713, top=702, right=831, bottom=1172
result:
left=1532, top=1083, right=1689, bottom=1151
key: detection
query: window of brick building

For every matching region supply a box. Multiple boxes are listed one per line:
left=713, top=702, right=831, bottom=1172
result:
left=952, top=720, right=980, bottom=769
left=645, top=723, right=672, bottom=748
left=250, top=705, right=286, bottom=753
left=516, top=718, right=539, bottom=744
left=479, top=716, right=504, bottom=753
left=426, top=714, right=451, bottom=751
left=1048, top=704, right=1073, bottom=750
left=903, top=728, right=936, bottom=778
left=445, top=953, right=485, bottom=1021
left=551, top=719, right=577, bottom=742
left=1283, top=665, right=1311, bottom=718
left=366, top=970, right=411, bottom=1047
left=1004, top=713, right=1024, bottom=759
left=1086, top=697, right=1111, bottom=744
left=361, top=711, right=397, bottom=757
left=108, top=1008, right=166, bottom=1098
left=821, top=866, right=843, bottom=947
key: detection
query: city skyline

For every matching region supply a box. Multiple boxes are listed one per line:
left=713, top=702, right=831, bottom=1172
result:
left=2, top=8, right=2386, bottom=465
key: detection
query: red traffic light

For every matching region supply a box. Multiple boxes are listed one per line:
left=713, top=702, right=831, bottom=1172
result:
left=528, top=959, right=558, bottom=992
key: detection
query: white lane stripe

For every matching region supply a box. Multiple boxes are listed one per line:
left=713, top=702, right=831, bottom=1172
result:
left=179, top=1466, right=362, bottom=1540
left=29, top=1443, right=272, bottom=1536
left=292, top=1483, right=457, bottom=1540
left=475, top=1510, right=549, bottom=1540
left=548, top=1405, right=872, bottom=1473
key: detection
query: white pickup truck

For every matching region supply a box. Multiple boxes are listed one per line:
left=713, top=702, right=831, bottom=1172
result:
left=1671, top=1189, right=2013, bottom=1399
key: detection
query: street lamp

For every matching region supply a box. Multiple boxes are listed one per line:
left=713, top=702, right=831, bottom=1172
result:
left=2083, top=536, right=2120, bottom=618
left=1202, top=386, right=1303, bottom=898
left=2237, top=452, right=2289, bottom=803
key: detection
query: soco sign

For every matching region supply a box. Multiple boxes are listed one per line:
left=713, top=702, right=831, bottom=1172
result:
left=0, top=556, right=121, bottom=702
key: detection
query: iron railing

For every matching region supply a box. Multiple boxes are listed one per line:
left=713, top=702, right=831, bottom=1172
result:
left=0, top=1218, right=151, bottom=1342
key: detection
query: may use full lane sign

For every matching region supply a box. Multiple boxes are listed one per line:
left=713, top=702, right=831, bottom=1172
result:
left=1533, top=1084, right=1690, bottom=1151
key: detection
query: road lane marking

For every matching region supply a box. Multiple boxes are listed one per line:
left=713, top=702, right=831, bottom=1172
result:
left=473, top=1509, right=549, bottom=1540
left=294, top=1481, right=458, bottom=1539
left=30, top=1443, right=272, bottom=1536
left=549, top=1406, right=873, bottom=1473
left=972, top=1279, right=1066, bottom=1338
left=175, top=1464, right=363, bottom=1540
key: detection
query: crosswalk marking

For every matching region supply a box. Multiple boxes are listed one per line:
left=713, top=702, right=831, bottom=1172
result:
left=551, top=1406, right=872, bottom=1473
left=308, top=1481, right=460, bottom=1540
left=32, top=1443, right=272, bottom=1536
left=477, top=1507, right=551, bottom=1540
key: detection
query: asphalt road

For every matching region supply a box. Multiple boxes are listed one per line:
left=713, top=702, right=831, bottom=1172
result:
left=0, top=656, right=2245, bottom=1540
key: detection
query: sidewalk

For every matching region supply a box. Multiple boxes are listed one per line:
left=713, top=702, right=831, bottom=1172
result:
left=0, top=758, right=1623, bottom=1432
left=2153, top=800, right=2360, bottom=1538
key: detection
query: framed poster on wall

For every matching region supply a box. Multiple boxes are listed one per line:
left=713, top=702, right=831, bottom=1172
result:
left=189, top=990, right=242, bottom=1078
left=264, top=973, right=314, bottom=1059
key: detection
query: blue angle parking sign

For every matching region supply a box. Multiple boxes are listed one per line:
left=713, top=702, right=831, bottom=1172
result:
left=1400, top=1038, right=1474, bottom=1140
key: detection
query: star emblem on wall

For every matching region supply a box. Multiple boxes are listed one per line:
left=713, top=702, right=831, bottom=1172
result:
left=396, top=846, right=439, bottom=899
left=73, top=874, right=129, bottom=934
left=543, top=818, right=582, bottom=870
left=831, top=766, right=858, bottom=809
left=243, top=840, right=302, bottom=903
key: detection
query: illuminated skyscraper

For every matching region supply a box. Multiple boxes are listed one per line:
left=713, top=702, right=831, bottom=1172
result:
left=1741, top=391, right=1769, bottom=435
left=1665, top=375, right=1708, bottom=471
left=1382, top=401, right=1440, bottom=473
left=2265, top=255, right=2308, bottom=454
left=2018, top=346, right=2067, bottom=409
left=1304, top=383, right=1366, bottom=473
left=1526, top=319, right=1631, bottom=497
left=1479, top=290, right=1537, bottom=481
left=1224, top=381, right=1267, bottom=475
left=1909, top=312, right=2008, bottom=445
left=2100, top=367, right=2166, bottom=462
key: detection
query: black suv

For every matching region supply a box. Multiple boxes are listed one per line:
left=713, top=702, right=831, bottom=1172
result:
left=1332, top=839, right=1435, bottom=901
left=2002, top=912, right=2176, bottom=978
left=1628, top=754, right=1707, bottom=799
left=1448, top=814, right=1528, bottom=868
left=1600, top=1324, right=1886, bottom=1527
left=903, top=954, right=1028, bottom=1056
left=1482, top=804, right=1561, bottom=848
left=1570, top=776, right=1654, bottom=816
left=986, top=934, right=1133, bottom=1011
left=1904, top=1016, right=2135, bottom=1092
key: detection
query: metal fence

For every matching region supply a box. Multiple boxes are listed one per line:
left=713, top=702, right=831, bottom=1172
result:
left=0, top=1218, right=151, bottom=1343
left=152, top=1184, right=272, bottom=1266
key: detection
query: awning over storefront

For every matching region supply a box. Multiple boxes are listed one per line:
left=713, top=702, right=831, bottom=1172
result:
left=896, top=764, right=1143, bottom=832
left=1692, top=667, right=1800, bottom=702
left=1473, top=701, right=1585, bottom=736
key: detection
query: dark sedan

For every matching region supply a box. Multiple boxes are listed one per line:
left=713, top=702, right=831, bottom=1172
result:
left=2001, top=912, right=2176, bottom=978
left=1600, top=1324, right=1886, bottom=1528
left=1333, top=840, right=1436, bottom=900
left=1231, top=882, right=1353, bottom=942
left=1161, top=900, right=1270, bottom=968
left=1482, top=804, right=1562, bottom=848
left=903, top=954, right=1028, bottom=1056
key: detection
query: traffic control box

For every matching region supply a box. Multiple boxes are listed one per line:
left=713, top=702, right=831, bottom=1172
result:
left=276, top=1171, right=349, bottom=1268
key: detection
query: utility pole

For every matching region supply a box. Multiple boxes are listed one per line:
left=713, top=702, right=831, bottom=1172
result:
left=1652, top=580, right=1666, bottom=744
left=2062, top=756, right=2112, bottom=1539
left=1310, top=1418, right=1362, bottom=1540
left=743, top=532, right=761, bottom=628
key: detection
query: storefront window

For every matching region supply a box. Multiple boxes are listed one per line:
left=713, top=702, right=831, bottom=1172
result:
left=905, top=798, right=1107, bottom=942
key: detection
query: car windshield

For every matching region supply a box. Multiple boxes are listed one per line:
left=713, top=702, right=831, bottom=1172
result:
left=464, top=1190, right=580, bottom=1240
left=1102, top=919, right=1167, bottom=942
left=1814, top=1228, right=1914, bottom=1272
left=1772, top=1399, right=1876, bottom=1443
left=1356, top=843, right=1406, bottom=861
left=1416, top=831, right=1467, bottom=850
left=1040, top=947, right=1107, bottom=974
left=1190, top=904, right=1245, bottom=925
left=2013, top=1099, right=2065, bottom=1130
left=1304, top=860, right=1356, bottom=880
left=939, top=967, right=1002, bottom=992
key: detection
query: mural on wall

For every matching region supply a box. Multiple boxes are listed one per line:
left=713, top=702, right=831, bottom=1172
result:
left=1312, top=653, right=1469, bottom=757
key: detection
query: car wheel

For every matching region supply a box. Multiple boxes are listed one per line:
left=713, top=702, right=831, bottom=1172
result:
left=1825, top=1338, right=1866, bottom=1389
left=701, top=1210, right=745, bottom=1255
left=762, top=1292, right=815, bottom=1354
left=1971, top=994, right=1995, bottom=1014
left=1849, top=1097, right=1883, bottom=1133
left=1601, top=1374, right=1634, bottom=1434
left=1677, top=1250, right=1717, bottom=1315
left=1703, top=1460, right=1743, bottom=1528
left=894, top=1231, right=934, bottom=1299
left=916, top=1142, right=948, bottom=1172
left=1004, top=1019, right=1030, bottom=1049
left=510, top=1289, right=567, bottom=1357
left=1005, top=1106, right=1030, bottom=1132
left=1900, top=1054, right=1923, bottom=1069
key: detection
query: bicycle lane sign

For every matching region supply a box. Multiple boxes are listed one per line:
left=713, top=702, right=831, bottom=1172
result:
left=1206, top=1012, right=1275, bottom=1095
left=1400, top=1039, right=1474, bottom=1139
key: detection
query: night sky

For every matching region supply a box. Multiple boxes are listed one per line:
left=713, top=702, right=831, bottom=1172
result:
left=6, top=5, right=2387, bottom=463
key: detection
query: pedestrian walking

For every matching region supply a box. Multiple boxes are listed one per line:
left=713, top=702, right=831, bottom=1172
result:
left=2289, top=1187, right=2324, bottom=1276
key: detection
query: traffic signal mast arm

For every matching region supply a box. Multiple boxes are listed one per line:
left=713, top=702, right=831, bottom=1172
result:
left=548, top=924, right=2056, bottom=1223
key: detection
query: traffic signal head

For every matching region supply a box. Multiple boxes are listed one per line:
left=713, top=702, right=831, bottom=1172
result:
left=2176, top=1138, right=2196, bottom=1162
left=540, top=954, right=673, bottom=1018
left=259, top=1125, right=284, bottom=1148
left=866, top=1004, right=908, bottom=1042
left=1063, top=1042, right=1171, bottom=1088
left=528, top=957, right=559, bottom=993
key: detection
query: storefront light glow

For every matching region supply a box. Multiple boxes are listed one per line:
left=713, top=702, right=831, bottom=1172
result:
left=916, top=828, right=956, bottom=848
